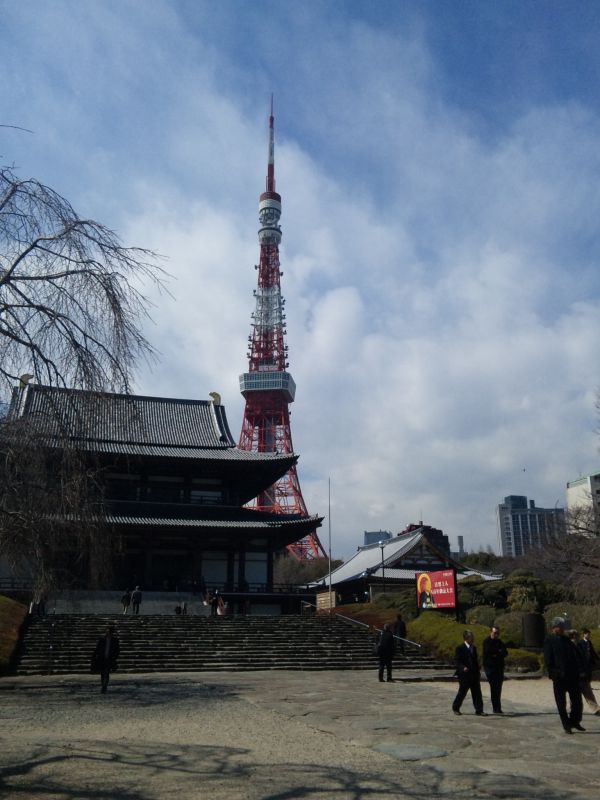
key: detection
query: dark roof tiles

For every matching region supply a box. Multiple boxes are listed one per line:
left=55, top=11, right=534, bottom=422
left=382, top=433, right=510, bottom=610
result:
left=15, top=384, right=234, bottom=450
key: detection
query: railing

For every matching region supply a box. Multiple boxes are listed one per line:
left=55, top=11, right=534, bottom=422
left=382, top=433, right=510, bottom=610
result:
left=0, top=577, right=34, bottom=591
left=302, top=602, right=421, bottom=649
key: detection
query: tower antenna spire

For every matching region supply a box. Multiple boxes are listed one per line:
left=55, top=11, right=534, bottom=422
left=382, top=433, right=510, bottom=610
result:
left=238, top=101, right=325, bottom=561
left=266, top=93, right=275, bottom=193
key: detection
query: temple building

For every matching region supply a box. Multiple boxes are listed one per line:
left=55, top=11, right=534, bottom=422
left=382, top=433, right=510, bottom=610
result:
left=317, top=524, right=499, bottom=605
left=8, top=383, right=321, bottom=608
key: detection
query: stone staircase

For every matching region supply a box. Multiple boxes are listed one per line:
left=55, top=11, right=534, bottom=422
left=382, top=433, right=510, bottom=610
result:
left=16, top=614, right=448, bottom=675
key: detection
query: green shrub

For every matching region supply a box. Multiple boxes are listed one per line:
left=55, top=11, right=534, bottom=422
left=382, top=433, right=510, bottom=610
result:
left=372, top=590, right=418, bottom=620
left=0, top=595, right=28, bottom=674
left=507, top=585, right=537, bottom=612
left=543, top=603, right=600, bottom=632
left=407, top=613, right=490, bottom=663
left=407, top=611, right=540, bottom=672
left=457, top=575, right=486, bottom=587
left=492, top=610, right=525, bottom=648
left=505, top=649, right=542, bottom=672
left=465, top=605, right=497, bottom=628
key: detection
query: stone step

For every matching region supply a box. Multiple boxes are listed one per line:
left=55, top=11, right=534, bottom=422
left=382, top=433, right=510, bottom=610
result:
left=17, top=614, right=448, bottom=675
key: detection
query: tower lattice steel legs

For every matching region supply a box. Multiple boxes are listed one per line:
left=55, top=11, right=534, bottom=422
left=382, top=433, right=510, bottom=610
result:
left=238, top=101, right=324, bottom=561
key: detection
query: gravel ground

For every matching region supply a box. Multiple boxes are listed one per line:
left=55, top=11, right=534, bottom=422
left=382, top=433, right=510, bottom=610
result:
left=1, top=672, right=599, bottom=799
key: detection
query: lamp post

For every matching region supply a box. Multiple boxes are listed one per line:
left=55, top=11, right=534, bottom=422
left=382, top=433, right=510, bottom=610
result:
left=328, top=477, right=332, bottom=614
left=379, top=540, right=386, bottom=595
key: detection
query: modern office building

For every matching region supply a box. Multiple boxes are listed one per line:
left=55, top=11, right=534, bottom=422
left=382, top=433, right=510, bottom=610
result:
left=566, top=472, right=600, bottom=534
left=497, top=495, right=566, bottom=557
left=363, top=530, right=392, bottom=547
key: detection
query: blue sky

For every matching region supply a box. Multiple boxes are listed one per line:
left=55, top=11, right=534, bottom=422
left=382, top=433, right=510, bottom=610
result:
left=3, top=1, right=600, bottom=557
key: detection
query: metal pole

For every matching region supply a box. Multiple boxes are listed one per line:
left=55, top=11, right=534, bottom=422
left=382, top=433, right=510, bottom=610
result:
left=379, top=542, right=386, bottom=595
left=328, top=477, right=332, bottom=614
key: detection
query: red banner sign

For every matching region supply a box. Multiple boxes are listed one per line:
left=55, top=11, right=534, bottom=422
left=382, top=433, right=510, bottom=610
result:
left=415, top=569, right=456, bottom=609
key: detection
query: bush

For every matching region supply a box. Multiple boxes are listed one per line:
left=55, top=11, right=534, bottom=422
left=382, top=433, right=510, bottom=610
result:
left=492, top=610, right=525, bottom=648
left=543, top=603, right=600, bottom=632
left=0, top=595, right=28, bottom=674
left=407, top=611, right=540, bottom=672
left=372, top=590, right=418, bottom=620
left=465, top=606, right=497, bottom=628
left=507, top=585, right=537, bottom=612
left=505, top=649, right=542, bottom=672
left=407, top=612, right=480, bottom=663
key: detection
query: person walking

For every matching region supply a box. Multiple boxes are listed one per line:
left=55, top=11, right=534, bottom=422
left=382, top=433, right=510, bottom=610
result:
left=131, top=586, right=142, bottom=615
left=452, top=630, right=486, bottom=716
left=91, top=625, right=120, bottom=694
left=377, top=623, right=396, bottom=682
left=120, top=589, right=131, bottom=615
left=392, top=613, right=407, bottom=655
left=482, top=625, right=508, bottom=714
left=543, top=617, right=584, bottom=734
left=210, top=590, right=220, bottom=617
left=576, top=628, right=600, bottom=715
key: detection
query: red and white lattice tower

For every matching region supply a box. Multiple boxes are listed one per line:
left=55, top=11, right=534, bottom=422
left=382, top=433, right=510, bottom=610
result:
left=238, top=100, right=324, bottom=560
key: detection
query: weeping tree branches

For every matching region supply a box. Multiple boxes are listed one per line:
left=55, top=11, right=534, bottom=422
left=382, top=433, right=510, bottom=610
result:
left=0, top=415, right=111, bottom=595
left=0, top=164, right=166, bottom=592
left=0, top=165, right=165, bottom=395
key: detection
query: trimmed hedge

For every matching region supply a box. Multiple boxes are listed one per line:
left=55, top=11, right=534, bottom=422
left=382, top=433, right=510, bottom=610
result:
left=0, top=595, right=28, bottom=674
left=465, top=605, right=497, bottom=628
left=407, top=611, right=541, bottom=672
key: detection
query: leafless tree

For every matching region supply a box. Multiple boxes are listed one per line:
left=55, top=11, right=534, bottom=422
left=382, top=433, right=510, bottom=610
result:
left=0, top=164, right=165, bottom=592
left=0, top=416, right=111, bottom=595
left=518, top=532, right=600, bottom=604
left=273, top=555, right=343, bottom=586
left=0, top=165, right=165, bottom=397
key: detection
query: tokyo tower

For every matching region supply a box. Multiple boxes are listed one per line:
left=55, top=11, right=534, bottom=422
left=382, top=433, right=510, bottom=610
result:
left=238, top=100, right=325, bottom=560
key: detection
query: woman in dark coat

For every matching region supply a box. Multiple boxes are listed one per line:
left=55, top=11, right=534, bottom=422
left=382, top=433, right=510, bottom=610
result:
left=377, top=623, right=396, bottom=682
left=577, top=628, right=600, bottom=715
left=92, top=625, right=120, bottom=694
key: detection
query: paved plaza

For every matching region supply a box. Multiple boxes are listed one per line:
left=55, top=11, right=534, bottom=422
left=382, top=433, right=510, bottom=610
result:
left=1, top=669, right=599, bottom=799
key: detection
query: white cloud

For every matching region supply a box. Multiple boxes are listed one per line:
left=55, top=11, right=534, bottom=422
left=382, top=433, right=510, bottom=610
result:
left=3, top=1, right=600, bottom=558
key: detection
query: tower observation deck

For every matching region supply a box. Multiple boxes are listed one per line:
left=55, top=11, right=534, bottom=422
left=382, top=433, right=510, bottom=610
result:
left=238, top=101, right=324, bottom=561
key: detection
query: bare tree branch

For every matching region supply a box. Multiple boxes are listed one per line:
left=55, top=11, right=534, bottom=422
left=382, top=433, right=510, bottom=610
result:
left=0, top=164, right=168, bottom=591
left=0, top=165, right=167, bottom=397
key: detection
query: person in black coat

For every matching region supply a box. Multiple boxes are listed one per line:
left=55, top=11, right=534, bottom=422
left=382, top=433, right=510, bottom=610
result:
left=377, top=623, right=396, bottom=682
left=92, top=625, right=120, bottom=694
left=131, top=586, right=142, bottom=615
left=452, top=630, right=485, bottom=715
left=482, top=625, right=508, bottom=714
left=543, top=617, right=583, bottom=733
left=576, top=628, right=600, bottom=715
left=393, top=613, right=407, bottom=655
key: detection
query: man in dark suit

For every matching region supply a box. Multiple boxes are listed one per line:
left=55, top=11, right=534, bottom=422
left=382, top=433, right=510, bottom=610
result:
left=543, top=617, right=583, bottom=734
left=452, top=630, right=486, bottom=716
left=92, top=625, right=120, bottom=694
left=131, top=586, right=142, bottom=615
left=377, top=623, right=396, bottom=682
left=483, top=625, right=508, bottom=714
left=393, top=613, right=407, bottom=655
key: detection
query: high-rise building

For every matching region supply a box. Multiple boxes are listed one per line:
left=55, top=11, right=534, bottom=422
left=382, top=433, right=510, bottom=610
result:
left=363, top=530, right=392, bottom=547
left=566, top=472, right=600, bottom=535
left=497, top=495, right=566, bottom=557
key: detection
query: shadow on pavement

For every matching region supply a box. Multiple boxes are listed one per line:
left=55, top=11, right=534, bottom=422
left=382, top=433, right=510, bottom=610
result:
left=0, top=738, right=586, bottom=800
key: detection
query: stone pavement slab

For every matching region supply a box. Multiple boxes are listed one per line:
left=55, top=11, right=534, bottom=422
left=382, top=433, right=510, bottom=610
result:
left=0, top=670, right=599, bottom=799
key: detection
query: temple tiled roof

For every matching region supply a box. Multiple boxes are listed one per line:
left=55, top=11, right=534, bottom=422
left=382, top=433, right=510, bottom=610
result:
left=107, top=514, right=322, bottom=530
left=315, top=529, right=501, bottom=587
left=9, top=384, right=293, bottom=465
